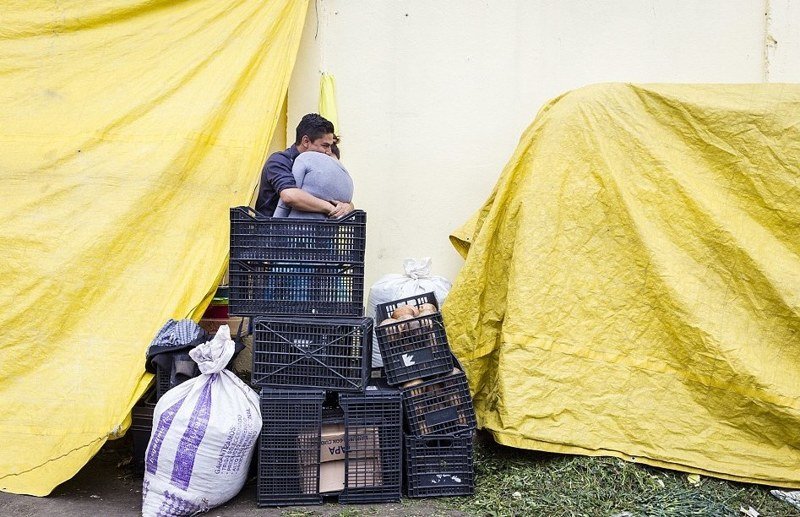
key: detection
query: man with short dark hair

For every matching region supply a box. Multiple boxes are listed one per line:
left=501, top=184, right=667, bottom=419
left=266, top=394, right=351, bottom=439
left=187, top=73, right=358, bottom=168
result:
left=255, top=113, right=353, bottom=217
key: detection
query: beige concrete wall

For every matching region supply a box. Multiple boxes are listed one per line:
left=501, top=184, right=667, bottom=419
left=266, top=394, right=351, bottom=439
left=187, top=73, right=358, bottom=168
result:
left=286, top=0, right=796, bottom=290
left=769, top=0, right=800, bottom=82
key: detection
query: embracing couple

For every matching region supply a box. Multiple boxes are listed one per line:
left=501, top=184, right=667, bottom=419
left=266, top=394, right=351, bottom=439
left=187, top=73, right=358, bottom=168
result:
left=255, top=113, right=354, bottom=220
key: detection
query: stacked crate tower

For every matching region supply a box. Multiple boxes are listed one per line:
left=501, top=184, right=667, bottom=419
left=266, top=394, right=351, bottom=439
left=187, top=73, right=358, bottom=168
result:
left=227, top=207, right=402, bottom=506
left=374, top=292, right=477, bottom=498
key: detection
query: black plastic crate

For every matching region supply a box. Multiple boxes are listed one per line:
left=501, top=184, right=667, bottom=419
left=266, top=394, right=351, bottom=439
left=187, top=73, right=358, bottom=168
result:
left=258, top=389, right=325, bottom=507
left=155, top=364, right=173, bottom=400
left=402, top=369, right=477, bottom=436
left=155, top=352, right=201, bottom=400
left=338, top=379, right=403, bottom=503
left=230, top=207, right=367, bottom=263
left=375, top=292, right=453, bottom=386
left=252, top=317, right=372, bottom=391
left=405, top=433, right=475, bottom=497
left=228, top=259, right=364, bottom=317
left=130, top=389, right=157, bottom=468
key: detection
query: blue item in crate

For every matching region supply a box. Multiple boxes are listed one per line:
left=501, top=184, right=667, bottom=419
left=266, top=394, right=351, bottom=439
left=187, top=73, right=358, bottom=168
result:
left=229, top=260, right=364, bottom=317
left=264, top=263, right=313, bottom=303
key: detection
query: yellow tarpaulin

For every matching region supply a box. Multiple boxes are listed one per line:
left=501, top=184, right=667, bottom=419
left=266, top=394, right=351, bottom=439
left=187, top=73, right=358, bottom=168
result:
left=445, top=83, right=800, bottom=488
left=319, top=73, right=339, bottom=132
left=0, top=0, right=308, bottom=496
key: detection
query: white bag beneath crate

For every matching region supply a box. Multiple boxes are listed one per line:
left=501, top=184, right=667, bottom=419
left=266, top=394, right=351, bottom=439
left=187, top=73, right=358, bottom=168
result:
left=367, top=258, right=452, bottom=367
left=142, top=325, right=262, bottom=517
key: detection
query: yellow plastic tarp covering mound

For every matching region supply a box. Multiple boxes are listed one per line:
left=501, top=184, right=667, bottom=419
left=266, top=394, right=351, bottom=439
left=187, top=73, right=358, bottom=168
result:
left=0, top=0, right=308, bottom=496
left=445, top=83, right=800, bottom=488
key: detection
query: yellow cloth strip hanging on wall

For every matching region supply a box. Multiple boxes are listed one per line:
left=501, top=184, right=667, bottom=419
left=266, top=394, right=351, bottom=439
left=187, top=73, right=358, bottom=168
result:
left=319, top=73, right=339, bottom=131
left=446, top=83, right=800, bottom=488
left=0, top=0, right=308, bottom=496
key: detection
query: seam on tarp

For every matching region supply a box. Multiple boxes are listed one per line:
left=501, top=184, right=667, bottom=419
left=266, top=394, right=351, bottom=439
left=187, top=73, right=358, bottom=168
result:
left=0, top=436, right=104, bottom=481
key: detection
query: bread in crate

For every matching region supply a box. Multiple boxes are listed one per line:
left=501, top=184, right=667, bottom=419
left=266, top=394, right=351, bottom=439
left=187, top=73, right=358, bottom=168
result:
left=374, top=292, right=454, bottom=386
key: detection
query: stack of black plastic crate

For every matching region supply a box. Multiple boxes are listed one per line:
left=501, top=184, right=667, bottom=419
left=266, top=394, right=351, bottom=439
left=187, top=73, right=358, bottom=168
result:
left=374, top=292, right=476, bottom=498
left=227, top=207, right=403, bottom=506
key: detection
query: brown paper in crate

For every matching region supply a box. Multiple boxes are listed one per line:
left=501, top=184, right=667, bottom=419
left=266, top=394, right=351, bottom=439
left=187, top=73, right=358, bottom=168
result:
left=198, top=316, right=248, bottom=336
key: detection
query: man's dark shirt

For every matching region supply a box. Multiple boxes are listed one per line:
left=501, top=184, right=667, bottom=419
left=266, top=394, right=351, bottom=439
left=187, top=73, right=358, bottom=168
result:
left=255, top=145, right=300, bottom=215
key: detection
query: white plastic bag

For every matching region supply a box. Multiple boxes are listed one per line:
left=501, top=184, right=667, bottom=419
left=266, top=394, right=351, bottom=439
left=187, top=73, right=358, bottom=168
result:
left=367, top=258, right=452, bottom=367
left=142, top=325, right=262, bottom=517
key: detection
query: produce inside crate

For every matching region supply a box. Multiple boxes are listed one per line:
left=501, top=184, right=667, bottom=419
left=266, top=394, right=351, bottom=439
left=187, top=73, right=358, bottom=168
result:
left=375, top=291, right=453, bottom=386
left=401, top=368, right=477, bottom=436
left=252, top=317, right=372, bottom=392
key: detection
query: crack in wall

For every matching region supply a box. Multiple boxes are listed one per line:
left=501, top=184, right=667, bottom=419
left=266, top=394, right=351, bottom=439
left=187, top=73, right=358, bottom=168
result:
left=763, top=0, right=777, bottom=82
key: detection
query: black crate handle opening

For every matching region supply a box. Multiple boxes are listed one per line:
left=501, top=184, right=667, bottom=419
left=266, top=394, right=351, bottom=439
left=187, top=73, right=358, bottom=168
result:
left=423, top=438, right=454, bottom=448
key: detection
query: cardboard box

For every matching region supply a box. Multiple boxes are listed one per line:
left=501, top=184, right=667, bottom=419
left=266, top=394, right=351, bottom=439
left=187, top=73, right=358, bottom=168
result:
left=302, top=456, right=385, bottom=494
left=299, top=461, right=341, bottom=495
left=298, top=424, right=384, bottom=495
left=302, top=460, right=345, bottom=494
left=319, top=424, right=380, bottom=463
left=319, top=460, right=345, bottom=493
left=320, top=424, right=346, bottom=462
left=345, top=456, right=383, bottom=488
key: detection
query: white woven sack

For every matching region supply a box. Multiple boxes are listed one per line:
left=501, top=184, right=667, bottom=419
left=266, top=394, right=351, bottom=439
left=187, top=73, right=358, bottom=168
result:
left=142, top=325, right=262, bottom=516
left=367, top=258, right=452, bottom=367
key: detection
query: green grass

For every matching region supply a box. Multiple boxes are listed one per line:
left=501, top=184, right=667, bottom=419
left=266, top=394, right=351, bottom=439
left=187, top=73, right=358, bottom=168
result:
left=440, top=433, right=800, bottom=517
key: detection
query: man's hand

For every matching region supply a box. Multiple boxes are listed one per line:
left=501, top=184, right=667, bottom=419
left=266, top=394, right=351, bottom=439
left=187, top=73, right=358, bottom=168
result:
left=280, top=188, right=335, bottom=214
left=279, top=188, right=353, bottom=218
left=328, top=201, right=354, bottom=219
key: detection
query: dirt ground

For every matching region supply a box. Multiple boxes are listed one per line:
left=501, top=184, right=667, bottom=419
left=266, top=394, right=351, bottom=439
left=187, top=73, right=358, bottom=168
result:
left=0, top=438, right=464, bottom=517
left=0, top=349, right=468, bottom=517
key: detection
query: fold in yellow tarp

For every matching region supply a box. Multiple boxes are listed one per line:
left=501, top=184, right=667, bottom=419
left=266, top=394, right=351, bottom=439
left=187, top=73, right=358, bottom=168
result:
left=445, top=83, right=800, bottom=488
left=319, top=73, right=339, bottom=132
left=0, top=0, right=308, bottom=496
